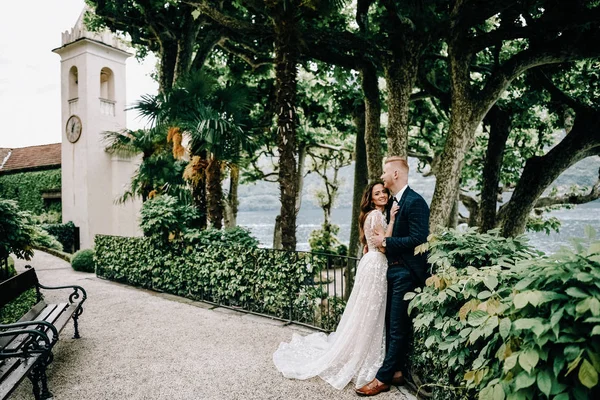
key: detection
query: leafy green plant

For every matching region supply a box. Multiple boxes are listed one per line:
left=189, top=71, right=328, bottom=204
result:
left=31, top=226, right=63, bottom=251
left=0, top=199, right=35, bottom=263
left=0, top=289, right=38, bottom=324
left=94, top=234, right=344, bottom=330
left=71, top=248, right=96, bottom=273
left=0, top=169, right=61, bottom=214
left=40, top=221, right=77, bottom=253
left=139, top=194, right=199, bottom=240
left=309, top=223, right=347, bottom=256
left=183, top=226, right=259, bottom=247
left=408, top=227, right=600, bottom=400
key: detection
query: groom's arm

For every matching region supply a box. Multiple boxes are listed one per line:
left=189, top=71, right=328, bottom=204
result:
left=385, top=198, right=429, bottom=255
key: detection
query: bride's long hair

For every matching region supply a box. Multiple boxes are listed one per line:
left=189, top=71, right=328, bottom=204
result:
left=358, top=181, right=389, bottom=247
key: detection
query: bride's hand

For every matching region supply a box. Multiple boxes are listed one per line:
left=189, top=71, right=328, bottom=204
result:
left=390, top=204, right=399, bottom=220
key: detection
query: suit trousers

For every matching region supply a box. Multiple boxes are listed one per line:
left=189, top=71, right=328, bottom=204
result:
left=375, top=266, right=416, bottom=383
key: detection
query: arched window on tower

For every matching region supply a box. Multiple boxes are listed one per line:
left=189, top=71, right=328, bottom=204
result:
left=68, top=66, right=78, bottom=115
left=100, top=67, right=115, bottom=116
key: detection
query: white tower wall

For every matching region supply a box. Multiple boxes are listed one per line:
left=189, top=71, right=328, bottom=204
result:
left=54, top=10, right=141, bottom=249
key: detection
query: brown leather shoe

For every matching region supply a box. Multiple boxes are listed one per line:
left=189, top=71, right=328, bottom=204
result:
left=355, top=378, right=391, bottom=396
left=391, top=375, right=405, bottom=386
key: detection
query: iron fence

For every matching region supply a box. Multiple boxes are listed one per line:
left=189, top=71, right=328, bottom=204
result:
left=189, top=247, right=360, bottom=332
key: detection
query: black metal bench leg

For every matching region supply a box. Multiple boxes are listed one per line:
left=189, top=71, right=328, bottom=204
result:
left=72, top=306, right=83, bottom=339
left=28, top=365, right=42, bottom=400
left=40, top=353, right=54, bottom=400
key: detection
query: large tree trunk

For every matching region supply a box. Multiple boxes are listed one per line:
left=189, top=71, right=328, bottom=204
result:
left=174, top=12, right=202, bottom=82
left=273, top=7, right=298, bottom=251
left=273, top=144, right=305, bottom=249
left=347, top=104, right=368, bottom=299
left=429, top=41, right=482, bottom=230
left=498, top=112, right=600, bottom=237
left=159, top=39, right=178, bottom=92
left=478, top=105, right=512, bottom=231
left=361, top=64, right=383, bottom=180
left=206, top=155, right=223, bottom=229
left=384, top=56, right=419, bottom=158
left=224, top=164, right=239, bottom=228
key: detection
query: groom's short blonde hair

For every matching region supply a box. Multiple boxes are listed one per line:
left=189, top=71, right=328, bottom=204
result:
left=384, top=156, right=409, bottom=172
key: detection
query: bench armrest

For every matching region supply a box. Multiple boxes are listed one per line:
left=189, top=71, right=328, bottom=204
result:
left=0, top=321, right=58, bottom=357
left=37, top=283, right=87, bottom=306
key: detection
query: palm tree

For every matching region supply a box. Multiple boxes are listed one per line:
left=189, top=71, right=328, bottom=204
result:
left=103, top=126, right=189, bottom=203
left=133, top=71, right=254, bottom=229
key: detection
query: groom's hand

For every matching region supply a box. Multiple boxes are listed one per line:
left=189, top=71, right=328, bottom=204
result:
left=372, top=230, right=385, bottom=247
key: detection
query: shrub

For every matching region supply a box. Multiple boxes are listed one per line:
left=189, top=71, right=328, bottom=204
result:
left=183, top=226, right=259, bottom=248
left=94, top=234, right=345, bottom=331
left=0, top=289, right=38, bottom=324
left=31, top=226, right=63, bottom=251
left=309, top=223, right=347, bottom=256
left=0, top=199, right=35, bottom=263
left=408, top=227, right=600, bottom=399
left=71, top=248, right=96, bottom=273
left=139, top=194, right=199, bottom=240
left=41, top=221, right=77, bottom=253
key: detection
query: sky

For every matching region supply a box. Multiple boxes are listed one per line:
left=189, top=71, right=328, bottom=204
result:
left=0, top=0, right=158, bottom=149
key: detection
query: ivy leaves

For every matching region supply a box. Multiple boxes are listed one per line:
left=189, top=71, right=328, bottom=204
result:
left=408, top=228, right=600, bottom=399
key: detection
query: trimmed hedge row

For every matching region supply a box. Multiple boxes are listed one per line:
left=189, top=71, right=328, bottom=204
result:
left=41, top=221, right=77, bottom=253
left=94, top=234, right=344, bottom=330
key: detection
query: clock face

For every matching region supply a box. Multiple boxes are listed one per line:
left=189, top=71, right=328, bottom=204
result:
left=66, top=115, right=82, bottom=143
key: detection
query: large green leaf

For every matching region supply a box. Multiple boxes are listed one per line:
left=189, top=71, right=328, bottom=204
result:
left=514, top=371, right=536, bottom=390
left=578, top=359, right=599, bottom=389
left=536, top=369, right=552, bottom=397
left=519, top=348, right=540, bottom=373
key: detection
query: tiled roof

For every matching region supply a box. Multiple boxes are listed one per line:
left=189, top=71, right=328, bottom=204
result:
left=0, top=143, right=61, bottom=173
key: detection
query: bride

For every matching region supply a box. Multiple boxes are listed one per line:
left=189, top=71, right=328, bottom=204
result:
left=273, top=181, right=399, bottom=390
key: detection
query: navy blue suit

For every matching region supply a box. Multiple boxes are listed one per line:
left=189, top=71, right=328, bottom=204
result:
left=376, top=186, right=430, bottom=383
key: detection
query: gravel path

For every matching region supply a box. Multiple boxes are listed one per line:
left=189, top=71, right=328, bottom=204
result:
left=9, top=251, right=417, bottom=400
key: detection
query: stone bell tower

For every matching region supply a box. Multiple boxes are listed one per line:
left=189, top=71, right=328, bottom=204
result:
left=53, top=8, right=141, bottom=249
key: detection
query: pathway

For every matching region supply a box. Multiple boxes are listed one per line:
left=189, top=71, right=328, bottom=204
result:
left=9, top=251, right=417, bottom=400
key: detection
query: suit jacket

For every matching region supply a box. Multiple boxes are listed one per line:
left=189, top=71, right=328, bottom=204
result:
left=386, top=186, right=430, bottom=286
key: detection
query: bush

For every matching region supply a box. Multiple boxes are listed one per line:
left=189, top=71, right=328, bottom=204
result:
left=308, top=223, right=347, bottom=256
left=139, top=194, right=199, bottom=240
left=31, top=226, right=63, bottom=251
left=0, top=199, right=35, bottom=264
left=407, top=227, right=600, bottom=399
left=94, top=234, right=346, bottom=331
left=41, top=221, right=77, bottom=253
left=183, top=226, right=259, bottom=248
left=71, top=248, right=96, bottom=273
left=0, top=289, right=38, bottom=324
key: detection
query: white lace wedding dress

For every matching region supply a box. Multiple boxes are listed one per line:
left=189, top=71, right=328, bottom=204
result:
left=273, top=210, right=389, bottom=390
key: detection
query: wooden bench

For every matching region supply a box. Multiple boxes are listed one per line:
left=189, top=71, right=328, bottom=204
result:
left=0, top=267, right=87, bottom=400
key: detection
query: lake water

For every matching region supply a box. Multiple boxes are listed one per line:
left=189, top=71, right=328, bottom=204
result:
left=236, top=156, right=600, bottom=255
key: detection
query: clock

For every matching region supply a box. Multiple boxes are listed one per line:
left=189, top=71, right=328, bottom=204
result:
left=66, top=115, right=82, bottom=143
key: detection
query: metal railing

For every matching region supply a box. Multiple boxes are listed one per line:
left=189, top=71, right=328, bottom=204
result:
left=189, top=247, right=360, bottom=332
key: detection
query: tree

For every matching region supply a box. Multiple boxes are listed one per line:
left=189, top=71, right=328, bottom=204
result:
left=429, top=0, right=600, bottom=230
left=0, top=199, right=35, bottom=280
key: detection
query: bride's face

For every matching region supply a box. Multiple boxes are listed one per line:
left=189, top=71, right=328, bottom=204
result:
left=371, top=184, right=389, bottom=208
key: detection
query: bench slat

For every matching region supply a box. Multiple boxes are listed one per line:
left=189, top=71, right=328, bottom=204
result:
left=0, top=303, right=54, bottom=351
left=0, top=354, right=43, bottom=400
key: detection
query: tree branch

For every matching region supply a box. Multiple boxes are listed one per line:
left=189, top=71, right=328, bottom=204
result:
left=535, top=169, right=600, bottom=208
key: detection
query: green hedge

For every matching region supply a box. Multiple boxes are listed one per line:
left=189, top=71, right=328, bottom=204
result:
left=0, top=169, right=61, bottom=214
left=94, top=233, right=346, bottom=330
left=41, top=221, right=77, bottom=253
left=408, top=228, right=600, bottom=399
left=0, top=289, right=38, bottom=324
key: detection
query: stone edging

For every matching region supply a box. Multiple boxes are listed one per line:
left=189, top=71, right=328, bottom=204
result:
left=33, top=246, right=73, bottom=263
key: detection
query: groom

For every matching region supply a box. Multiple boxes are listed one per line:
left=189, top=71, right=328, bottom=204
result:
left=356, top=156, right=430, bottom=396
